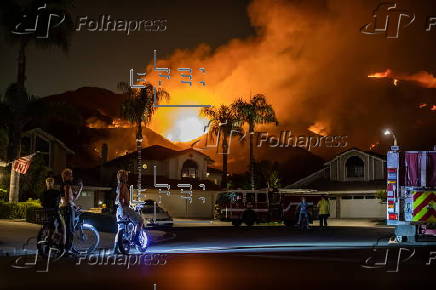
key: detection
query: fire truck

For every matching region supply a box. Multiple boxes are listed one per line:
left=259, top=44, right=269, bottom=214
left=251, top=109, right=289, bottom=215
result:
left=387, top=146, right=436, bottom=242
left=214, top=189, right=323, bottom=226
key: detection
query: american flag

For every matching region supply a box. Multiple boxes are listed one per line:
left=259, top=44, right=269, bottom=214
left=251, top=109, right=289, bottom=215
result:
left=12, top=154, right=36, bottom=174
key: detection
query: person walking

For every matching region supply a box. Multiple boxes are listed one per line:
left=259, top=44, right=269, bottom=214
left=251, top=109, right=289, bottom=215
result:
left=317, top=195, right=330, bottom=228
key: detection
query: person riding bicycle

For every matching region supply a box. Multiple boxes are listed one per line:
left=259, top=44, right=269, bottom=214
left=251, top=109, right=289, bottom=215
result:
left=61, top=168, right=81, bottom=253
left=114, top=170, right=144, bottom=252
left=41, top=177, right=65, bottom=244
left=296, top=197, right=310, bottom=230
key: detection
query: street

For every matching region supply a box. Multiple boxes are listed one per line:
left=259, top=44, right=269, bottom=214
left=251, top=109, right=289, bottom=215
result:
left=1, top=219, right=435, bottom=290
left=0, top=219, right=394, bottom=253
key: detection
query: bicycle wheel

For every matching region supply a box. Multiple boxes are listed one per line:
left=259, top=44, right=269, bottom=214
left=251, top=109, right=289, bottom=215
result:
left=72, top=224, right=100, bottom=254
left=37, top=227, right=65, bottom=260
left=135, top=229, right=149, bottom=253
left=36, top=227, right=50, bottom=257
left=117, top=229, right=133, bottom=255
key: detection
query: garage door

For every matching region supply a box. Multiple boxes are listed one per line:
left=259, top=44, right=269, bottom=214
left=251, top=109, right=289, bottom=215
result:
left=340, top=195, right=386, bottom=218
left=328, top=197, right=337, bottom=218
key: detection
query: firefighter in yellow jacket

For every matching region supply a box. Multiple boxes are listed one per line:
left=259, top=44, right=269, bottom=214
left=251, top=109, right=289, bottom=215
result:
left=317, top=195, right=330, bottom=228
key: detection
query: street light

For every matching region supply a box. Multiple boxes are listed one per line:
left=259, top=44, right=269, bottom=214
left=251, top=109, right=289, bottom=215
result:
left=384, top=129, right=398, bottom=146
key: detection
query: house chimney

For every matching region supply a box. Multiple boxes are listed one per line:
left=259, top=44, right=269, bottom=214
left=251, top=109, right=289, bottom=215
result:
left=101, top=143, right=108, bottom=164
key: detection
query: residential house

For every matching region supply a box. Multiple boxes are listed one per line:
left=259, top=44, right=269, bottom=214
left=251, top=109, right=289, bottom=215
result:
left=286, top=148, right=387, bottom=218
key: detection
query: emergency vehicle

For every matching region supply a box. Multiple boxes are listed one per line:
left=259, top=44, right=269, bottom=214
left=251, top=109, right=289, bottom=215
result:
left=214, top=189, right=324, bottom=226
left=386, top=146, right=436, bottom=242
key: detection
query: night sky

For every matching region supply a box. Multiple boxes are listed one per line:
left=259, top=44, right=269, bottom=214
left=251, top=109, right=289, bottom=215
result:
left=1, top=0, right=436, bottom=173
left=0, top=0, right=254, bottom=96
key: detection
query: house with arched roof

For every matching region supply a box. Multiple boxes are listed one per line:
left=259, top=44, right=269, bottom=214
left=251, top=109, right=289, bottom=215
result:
left=286, top=148, right=387, bottom=218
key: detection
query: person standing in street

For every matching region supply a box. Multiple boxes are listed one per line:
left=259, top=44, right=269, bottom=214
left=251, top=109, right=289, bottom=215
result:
left=61, top=168, right=81, bottom=253
left=317, top=195, right=330, bottom=228
left=296, top=197, right=310, bottom=230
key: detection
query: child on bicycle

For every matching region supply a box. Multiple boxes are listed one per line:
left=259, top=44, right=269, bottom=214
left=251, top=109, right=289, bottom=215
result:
left=41, top=177, right=65, bottom=245
left=114, top=170, right=144, bottom=252
left=61, top=168, right=81, bottom=252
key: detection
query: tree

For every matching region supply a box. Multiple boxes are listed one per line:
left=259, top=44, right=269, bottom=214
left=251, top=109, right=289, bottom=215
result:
left=0, top=0, right=74, bottom=89
left=0, top=0, right=74, bottom=201
left=0, top=84, right=82, bottom=201
left=118, top=82, right=169, bottom=191
left=201, top=105, right=244, bottom=188
left=232, top=94, right=278, bottom=190
left=20, top=154, right=52, bottom=200
left=257, top=160, right=281, bottom=189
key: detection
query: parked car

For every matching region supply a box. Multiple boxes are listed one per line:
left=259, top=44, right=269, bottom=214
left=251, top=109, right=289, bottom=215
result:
left=139, top=200, right=173, bottom=227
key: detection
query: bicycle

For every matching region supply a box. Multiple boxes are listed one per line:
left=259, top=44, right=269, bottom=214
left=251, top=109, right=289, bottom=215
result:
left=70, top=206, right=100, bottom=254
left=116, top=204, right=149, bottom=255
left=36, top=206, right=100, bottom=257
left=36, top=208, right=66, bottom=260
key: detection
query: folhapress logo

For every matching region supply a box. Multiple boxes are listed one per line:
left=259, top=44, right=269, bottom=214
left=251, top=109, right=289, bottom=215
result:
left=11, top=3, right=167, bottom=38
left=11, top=3, right=65, bottom=39
left=361, top=2, right=415, bottom=38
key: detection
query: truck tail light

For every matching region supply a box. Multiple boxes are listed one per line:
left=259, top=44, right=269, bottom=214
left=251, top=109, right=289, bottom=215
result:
left=388, top=213, right=398, bottom=220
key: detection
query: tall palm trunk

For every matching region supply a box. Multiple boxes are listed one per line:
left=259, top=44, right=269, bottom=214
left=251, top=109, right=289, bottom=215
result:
left=136, top=121, right=143, bottom=193
left=17, top=41, right=27, bottom=88
left=9, top=40, right=28, bottom=201
left=8, top=126, right=22, bottom=202
left=221, top=136, right=228, bottom=189
left=249, top=123, right=255, bottom=190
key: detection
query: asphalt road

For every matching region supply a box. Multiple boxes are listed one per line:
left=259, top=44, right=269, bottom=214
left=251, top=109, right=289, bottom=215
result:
left=0, top=219, right=395, bottom=253
left=1, top=247, right=436, bottom=290
left=1, top=220, right=435, bottom=290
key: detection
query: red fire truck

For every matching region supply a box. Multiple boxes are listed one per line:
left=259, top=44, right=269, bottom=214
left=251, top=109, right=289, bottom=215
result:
left=214, top=189, right=324, bottom=226
left=386, top=146, right=436, bottom=242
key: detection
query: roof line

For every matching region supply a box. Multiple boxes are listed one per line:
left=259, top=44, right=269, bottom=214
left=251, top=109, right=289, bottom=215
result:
left=324, top=148, right=385, bottom=165
left=23, top=128, right=75, bottom=155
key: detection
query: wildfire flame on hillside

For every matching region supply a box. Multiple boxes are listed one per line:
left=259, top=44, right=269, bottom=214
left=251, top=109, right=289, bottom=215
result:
left=417, top=104, right=436, bottom=111
left=86, top=117, right=133, bottom=128
left=308, top=121, right=329, bottom=137
left=368, top=69, right=436, bottom=88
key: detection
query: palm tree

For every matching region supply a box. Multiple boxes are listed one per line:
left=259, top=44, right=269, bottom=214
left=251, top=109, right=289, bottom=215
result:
left=201, top=105, right=244, bottom=188
left=0, top=0, right=74, bottom=89
left=232, top=94, right=278, bottom=190
left=0, top=83, right=82, bottom=201
left=118, top=82, right=169, bottom=191
left=0, top=0, right=74, bottom=201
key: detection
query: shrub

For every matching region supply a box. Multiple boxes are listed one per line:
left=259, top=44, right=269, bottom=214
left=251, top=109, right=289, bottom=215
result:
left=376, top=190, right=387, bottom=203
left=0, top=200, right=42, bottom=219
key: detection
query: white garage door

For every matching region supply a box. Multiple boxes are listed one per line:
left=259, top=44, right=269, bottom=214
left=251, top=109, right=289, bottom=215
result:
left=340, top=195, right=386, bottom=218
left=328, top=197, right=337, bottom=218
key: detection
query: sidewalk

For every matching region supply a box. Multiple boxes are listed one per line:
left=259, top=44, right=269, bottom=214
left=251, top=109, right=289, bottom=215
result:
left=172, top=218, right=389, bottom=228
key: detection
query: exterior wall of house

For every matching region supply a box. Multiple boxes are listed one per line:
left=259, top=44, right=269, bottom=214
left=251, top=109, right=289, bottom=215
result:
left=330, top=150, right=385, bottom=182
left=141, top=160, right=167, bottom=176
left=75, top=189, right=96, bottom=210
left=134, top=189, right=219, bottom=218
left=169, top=152, right=209, bottom=180
left=374, top=159, right=385, bottom=179
left=206, top=173, right=222, bottom=186
left=100, top=149, right=211, bottom=185
left=51, top=143, right=67, bottom=175
left=23, top=130, right=72, bottom=175
left=330, top=160, right=338, bottom=180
